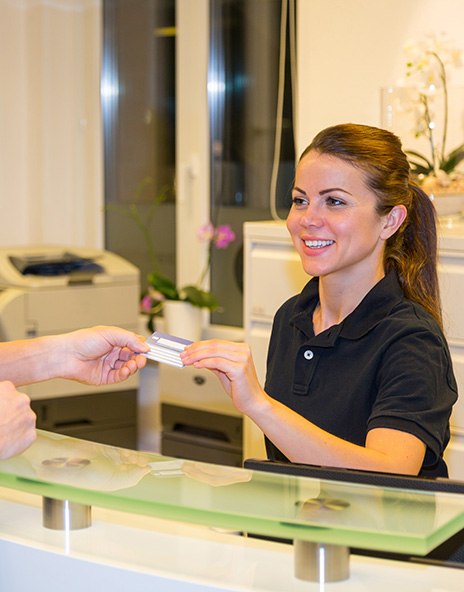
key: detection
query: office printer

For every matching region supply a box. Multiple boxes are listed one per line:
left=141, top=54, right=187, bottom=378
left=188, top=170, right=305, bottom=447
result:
left=0, top=245, right=140, bottom=340
left=0, top=246, right=141, bottom=448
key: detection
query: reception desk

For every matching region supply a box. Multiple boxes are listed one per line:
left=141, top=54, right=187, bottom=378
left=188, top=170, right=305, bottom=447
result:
left=0, top=431, right=463, bottom=590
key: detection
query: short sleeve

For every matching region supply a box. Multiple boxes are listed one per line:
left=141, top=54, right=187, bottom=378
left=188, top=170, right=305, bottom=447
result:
left=367, top=327, right=458, bottom=467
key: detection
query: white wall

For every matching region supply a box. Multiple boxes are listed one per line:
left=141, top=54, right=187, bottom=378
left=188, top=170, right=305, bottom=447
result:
left=0, top=0, right=102, bottom=249
left=296, top=0, right=464, bottom=156
left=1, top=0, right=464, bottom=250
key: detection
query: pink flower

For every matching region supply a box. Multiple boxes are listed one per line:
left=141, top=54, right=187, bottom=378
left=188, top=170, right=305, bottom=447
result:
left=140, top=294, right=153, bottom=313
left=214, top=224, right=236, bottom=249
left=197, top=222, right=215, bottom=242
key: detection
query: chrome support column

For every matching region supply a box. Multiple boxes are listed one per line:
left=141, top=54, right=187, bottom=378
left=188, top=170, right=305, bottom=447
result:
left=294, top=540, right=350, bottom=582
left=42, top=497, right=92, bottom=530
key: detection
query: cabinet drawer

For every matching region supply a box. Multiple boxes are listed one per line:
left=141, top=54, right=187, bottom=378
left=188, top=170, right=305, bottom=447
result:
left=448, top=343, right=464, bottom=431
left=439, top=254, right=464, bottom=340
left=444, top=433, right=464, bottom=481
left=159, top=364, right=238, bottom=416
left=246, top=242, right=308, bottom=320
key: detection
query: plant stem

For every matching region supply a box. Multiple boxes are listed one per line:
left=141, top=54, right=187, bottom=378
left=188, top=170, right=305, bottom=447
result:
left=128, top=203, right=161, bottom=273
left=421, top=94, right=437, bottom=174
left=196, top=243, right=211, bottom=289
left=430, top=51, right=448, bottom=166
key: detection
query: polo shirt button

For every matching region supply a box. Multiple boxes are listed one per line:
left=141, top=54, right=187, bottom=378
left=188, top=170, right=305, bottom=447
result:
left=304, top=349, right=314, bottom=360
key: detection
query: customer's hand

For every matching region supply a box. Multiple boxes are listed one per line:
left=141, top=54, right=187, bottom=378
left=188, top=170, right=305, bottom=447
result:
left=0, top=381, right=36, bottom=459
left=60, top=326, right=149, bottom=385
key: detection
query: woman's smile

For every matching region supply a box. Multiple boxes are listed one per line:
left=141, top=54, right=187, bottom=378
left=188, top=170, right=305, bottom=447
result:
left=303, top=239, right=335, bottom=249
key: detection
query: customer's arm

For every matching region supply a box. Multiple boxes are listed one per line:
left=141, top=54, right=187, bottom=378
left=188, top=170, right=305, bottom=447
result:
left=0, top=326, right=149, bottom=387
left=0, top=381, right=36, bottom=459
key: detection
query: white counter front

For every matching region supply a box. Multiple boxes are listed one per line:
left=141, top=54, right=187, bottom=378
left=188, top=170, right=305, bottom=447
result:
left=0, top=487, right=463, bottom=592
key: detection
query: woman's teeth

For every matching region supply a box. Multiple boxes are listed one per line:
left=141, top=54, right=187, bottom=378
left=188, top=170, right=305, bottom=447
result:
left=304, top=240, right=334, bottom=249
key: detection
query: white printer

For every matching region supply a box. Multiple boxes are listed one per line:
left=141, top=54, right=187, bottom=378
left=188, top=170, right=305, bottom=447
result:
left=0, top=245, right=139, bottom=340
left=0, top=246, right=141, bottom=448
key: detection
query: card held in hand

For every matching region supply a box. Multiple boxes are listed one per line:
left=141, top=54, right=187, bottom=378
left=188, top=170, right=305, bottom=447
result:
left=144, top=331, right=192, bottom=368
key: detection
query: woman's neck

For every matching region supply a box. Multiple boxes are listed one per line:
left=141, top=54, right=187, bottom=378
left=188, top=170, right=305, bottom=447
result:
left=313, top=269, right=385, bottom=335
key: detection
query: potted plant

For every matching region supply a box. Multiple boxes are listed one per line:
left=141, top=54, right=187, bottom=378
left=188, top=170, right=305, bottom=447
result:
left=141, top=222, right=236, bottom=338
left=403, top=34, right=464, bottom=192
left=383, top=33, right=464, bottom=214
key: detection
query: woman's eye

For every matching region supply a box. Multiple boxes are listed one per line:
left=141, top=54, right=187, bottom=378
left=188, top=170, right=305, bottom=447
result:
left=326, top=196, right=345, bottom=206
left=292, top=196, right=308, bottom=207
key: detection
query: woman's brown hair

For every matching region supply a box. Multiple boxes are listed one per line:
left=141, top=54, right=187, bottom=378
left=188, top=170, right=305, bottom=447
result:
left=300, top=123, right=442, bottom=328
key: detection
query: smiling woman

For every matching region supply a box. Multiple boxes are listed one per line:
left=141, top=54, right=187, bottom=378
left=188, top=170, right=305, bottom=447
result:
left=298, top=123, right=442, bottom=326
left=180, top=123, right=458, bottom=480
left=287, top=150, right=407, bottom=302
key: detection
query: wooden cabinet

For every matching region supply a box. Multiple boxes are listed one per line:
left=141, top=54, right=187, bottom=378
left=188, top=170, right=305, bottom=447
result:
left=244, top=220, right=464, bottom=480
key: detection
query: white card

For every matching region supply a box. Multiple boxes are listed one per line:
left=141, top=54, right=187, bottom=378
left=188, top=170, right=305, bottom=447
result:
left=144, top=331, right=192, bottom=367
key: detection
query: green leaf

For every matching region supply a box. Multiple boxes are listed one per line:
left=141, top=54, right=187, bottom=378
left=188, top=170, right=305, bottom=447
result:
left=147, top=272, right=179, bottom=300
left=408, top=162, right=434, bottom=176
left=405, top=150, right=434, bottom=176
left=405, top=150, right=434, bottom=167
left=440, top=144, right=464, bottom=173
left=181, top=285, right=220, bottom=311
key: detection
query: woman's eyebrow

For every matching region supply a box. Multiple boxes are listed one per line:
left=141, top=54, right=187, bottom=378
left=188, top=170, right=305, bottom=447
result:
left=292, top=186, right=353, bottom=196
left=320, top=187, right=353, bottom=196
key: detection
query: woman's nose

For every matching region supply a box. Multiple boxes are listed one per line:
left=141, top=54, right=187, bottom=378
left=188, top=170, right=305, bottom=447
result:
left=301, top=202, right=323, bottom=226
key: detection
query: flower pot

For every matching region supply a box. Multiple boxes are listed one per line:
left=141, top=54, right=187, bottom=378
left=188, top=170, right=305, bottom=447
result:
left=163, top=300, right=203, bottom=342
left=430, top=193, right=464, bottom=226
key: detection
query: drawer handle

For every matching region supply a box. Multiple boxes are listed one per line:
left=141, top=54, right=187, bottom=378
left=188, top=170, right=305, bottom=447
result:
left=54, top=419, right=92, bottom=429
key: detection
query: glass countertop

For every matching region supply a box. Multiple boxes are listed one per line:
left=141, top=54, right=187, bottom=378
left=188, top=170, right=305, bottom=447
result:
left=0, top=430, right=463, bottom=555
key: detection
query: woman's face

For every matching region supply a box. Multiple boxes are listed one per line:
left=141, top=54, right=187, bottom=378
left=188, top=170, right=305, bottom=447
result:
left=286, top=150, right=402, bottom=286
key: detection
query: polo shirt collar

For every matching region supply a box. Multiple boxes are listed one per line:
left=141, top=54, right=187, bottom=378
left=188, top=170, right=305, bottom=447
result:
left=291, top=271, right=404, bottom=342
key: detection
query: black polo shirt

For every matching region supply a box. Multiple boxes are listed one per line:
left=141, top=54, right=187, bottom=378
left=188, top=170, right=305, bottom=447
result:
left=264, top=271, right=458, bottom=478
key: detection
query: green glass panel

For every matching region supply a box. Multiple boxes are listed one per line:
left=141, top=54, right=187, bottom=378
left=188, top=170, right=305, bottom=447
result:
left=0, top=430, right=462, bottom=555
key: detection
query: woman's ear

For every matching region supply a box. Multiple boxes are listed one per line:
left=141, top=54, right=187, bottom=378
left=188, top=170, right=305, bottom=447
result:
left=380, top=205, right=408, bottom=240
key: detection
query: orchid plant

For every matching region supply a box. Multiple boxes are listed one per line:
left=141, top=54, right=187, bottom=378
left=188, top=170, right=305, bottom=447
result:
left=401, top=33, right=464, bottom=188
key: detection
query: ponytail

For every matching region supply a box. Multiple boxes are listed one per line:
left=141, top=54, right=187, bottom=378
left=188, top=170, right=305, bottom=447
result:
left=385, top=183, right=442, bottom=329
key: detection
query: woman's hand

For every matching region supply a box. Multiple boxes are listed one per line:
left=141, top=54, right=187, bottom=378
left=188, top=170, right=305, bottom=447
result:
left=180, top=339, right=267, bottom=415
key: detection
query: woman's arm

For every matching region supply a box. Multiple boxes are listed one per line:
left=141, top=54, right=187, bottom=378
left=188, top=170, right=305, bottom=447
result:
left=181, top=339, right=426, bottom=475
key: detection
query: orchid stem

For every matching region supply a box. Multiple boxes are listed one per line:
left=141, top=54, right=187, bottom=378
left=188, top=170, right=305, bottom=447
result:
left=421, top=94, right=437, bottom=174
